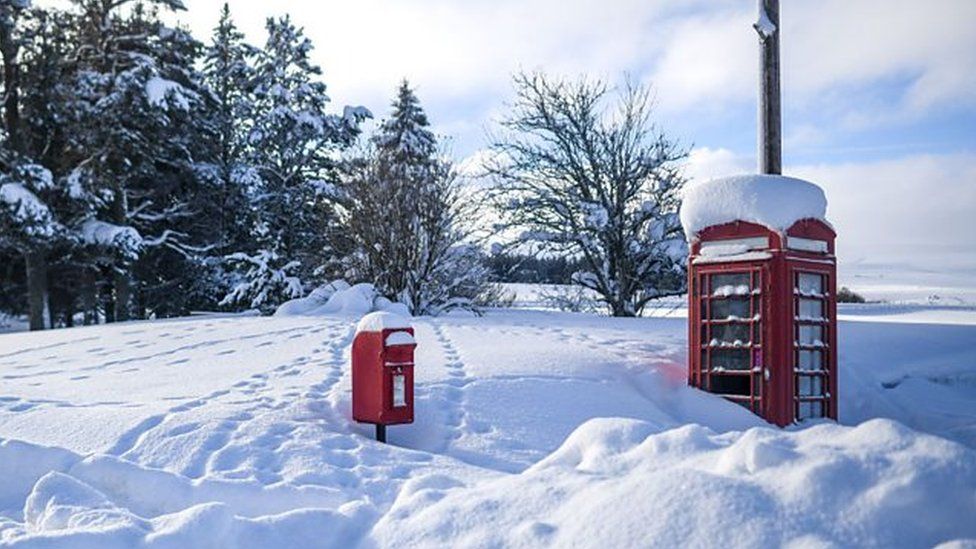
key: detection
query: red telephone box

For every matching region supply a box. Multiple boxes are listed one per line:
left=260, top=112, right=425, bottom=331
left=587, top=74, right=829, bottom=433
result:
left=352, top=312, right=416, bottom=439
left=683, top=176, right=837, bottom=426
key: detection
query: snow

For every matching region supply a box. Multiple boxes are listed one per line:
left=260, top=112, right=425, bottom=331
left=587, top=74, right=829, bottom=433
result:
left=1, top=304, right=975, bottom=546
left=275, top=281, right=411, bottom=319
left=79, top=219, right=143, bottom=250
left=357, top=312, right=411, bottom=334
left=384, top=331, right=415, bottom=346
left=145, top=76, right=191, bottom=110
left=680, top=174, right=828, bottom=241
left=0, top=183, right=51, bottom=226
left=754, top=0, right=777, bottom=40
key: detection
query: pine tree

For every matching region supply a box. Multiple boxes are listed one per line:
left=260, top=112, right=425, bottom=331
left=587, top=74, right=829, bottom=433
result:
left=338, top=81, right=493, bottom=315
left=222, top=15, right=368, bottom=311
left=59, top=0, right=217, bottom=320
left=201, top=3, right=256, bottom=256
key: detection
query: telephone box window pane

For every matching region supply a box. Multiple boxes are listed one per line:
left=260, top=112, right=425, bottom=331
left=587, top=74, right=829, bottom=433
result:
left=709, top=374, right=750, bottom=395
left=711, top=273, right=752, bottom=297
left=709, top=349, right=750, bottom=371
left=393, top=374, right=406, bottom=407
left=798, top=325, right=823, bottom=346
left=798, top=400, right=823, bottom=420
left=798, top=298, right=824, bottom=319
left=797, top=375, right=823, bottom=397
left=709, top=323, right=751, bottom=345
left=709, top=298, right=751, bottom=320
left=798, top=273, right=824, bottom=295
left=798, top=350, right=822, bottom=371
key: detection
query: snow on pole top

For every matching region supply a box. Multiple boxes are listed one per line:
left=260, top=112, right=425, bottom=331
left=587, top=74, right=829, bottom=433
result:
left=679, top=174, right=827, bottom=241
left=356, top=311, right=412, bottom=334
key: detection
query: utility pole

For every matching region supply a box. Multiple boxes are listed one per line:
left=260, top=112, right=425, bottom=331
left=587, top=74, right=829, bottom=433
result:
left=754, top=0, right=781, bottom=175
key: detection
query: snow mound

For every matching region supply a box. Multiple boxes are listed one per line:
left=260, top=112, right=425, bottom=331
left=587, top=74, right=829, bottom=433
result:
left=274, top=280, right=410, bottom=318
left=80, top=219, right=143, bottom=253
left=375, top=418, right=976, bottom=548
left=680, top=174, right=827, bottom=240
left=0, top=183, right=53, bottom=229
left=145, top=76, right=191, bottom=110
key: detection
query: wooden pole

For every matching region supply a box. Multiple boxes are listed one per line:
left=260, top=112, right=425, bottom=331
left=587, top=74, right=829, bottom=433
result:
left=756, top=0, right=781, bottom=175
left=375, top=424, right=386, bottom=443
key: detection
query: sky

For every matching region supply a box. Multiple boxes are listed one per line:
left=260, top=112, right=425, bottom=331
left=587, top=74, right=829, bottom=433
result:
left=118, top=0, right=976, bottom=289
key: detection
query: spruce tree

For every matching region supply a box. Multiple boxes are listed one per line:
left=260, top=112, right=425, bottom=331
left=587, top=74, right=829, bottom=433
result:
left=339, top=81, right=493, bottom=315
left=222, top=15, right=369, bottom=312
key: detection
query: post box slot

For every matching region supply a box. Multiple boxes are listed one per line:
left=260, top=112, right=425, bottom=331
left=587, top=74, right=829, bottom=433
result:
left=385, top=345, right=414, bottom=364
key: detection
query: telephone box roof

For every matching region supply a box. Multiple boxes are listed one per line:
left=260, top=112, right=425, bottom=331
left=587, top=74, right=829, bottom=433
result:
left=680, top=174, right=828, bottom=241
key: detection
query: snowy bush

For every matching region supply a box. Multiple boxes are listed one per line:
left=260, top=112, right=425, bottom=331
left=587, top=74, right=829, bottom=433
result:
left=220, top=249, right=304, bottom=313
left=486, top=73, right=688, bottom=317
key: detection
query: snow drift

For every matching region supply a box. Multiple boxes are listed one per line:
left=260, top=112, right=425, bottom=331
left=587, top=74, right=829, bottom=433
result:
left=274, top=280, right=410, bottom=318
left=680, top=174, right=828, bottom=240
left=374, top=418, right=976, bottom=548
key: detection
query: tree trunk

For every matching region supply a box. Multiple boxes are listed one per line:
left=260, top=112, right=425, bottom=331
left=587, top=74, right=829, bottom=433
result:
left=114, top=269, right=131, bottom=322
left=25, top=252, right=49, bottom=330
left=82, top=268, right=97, bottom=325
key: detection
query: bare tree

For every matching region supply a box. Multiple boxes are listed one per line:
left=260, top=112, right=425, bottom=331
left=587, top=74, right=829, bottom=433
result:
left=486, top=72, right=687, bottom=317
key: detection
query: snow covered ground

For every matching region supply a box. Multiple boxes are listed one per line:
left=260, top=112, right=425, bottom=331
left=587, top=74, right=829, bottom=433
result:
left=1, top=304, right=975, bottom=546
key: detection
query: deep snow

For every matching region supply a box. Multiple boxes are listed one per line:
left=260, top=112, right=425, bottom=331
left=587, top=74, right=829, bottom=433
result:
left=1, top=305, right=974, bottom=547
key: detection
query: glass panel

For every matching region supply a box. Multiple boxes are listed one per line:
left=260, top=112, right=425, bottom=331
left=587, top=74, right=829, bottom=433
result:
left=798, top=325, right=823, bottom=346
left=798, top=298, right=824, bottom=319
left=709, top=374, right=750, bottom=395
left=797, top=350, right=822, bottom=371
left=798, top=273, right=824, bottom=295
left=709, top=323, right=751, bottom=346
left=709, top=297, right=751, bottom=320
left=711, top=273, right=752, bottom=297
left=709, top=349, right=750, bottom=371
left=797, top=375, right=823, bottom=397
left=798, top=400, right=823, bottom=420
left=393, top=375, right=406, bottom=407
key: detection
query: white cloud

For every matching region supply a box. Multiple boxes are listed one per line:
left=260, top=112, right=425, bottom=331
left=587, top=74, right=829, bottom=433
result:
left=793, top=152, right=976, bottom=273
left=683, top=146, right=753, bottom=184
left=649, top=0, right=976, bottom=121
left=684, top=147, right=976, bottom=282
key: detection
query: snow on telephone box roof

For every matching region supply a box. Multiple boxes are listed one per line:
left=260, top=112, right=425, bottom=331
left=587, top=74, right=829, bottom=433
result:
left=679, top=174, right=828, bottom=241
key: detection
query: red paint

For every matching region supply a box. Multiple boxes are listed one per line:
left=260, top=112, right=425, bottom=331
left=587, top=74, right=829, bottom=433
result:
left=352, top=326, right=416, bottom=426
left=688, top=219, right=837, bottom=426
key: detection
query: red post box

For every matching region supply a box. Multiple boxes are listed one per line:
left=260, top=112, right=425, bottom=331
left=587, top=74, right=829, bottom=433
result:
left=681, top=175, right=837, bottom=426
left=352, top=312, right=416, bottom=441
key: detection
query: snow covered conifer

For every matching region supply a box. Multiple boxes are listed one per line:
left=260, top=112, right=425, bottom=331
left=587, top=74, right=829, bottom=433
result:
left=201, top=3, right=256, bottom=257
left=338, top=81, right=494, bottom=315
left=487, top=73, right=688, bottom=317
left=221, top=16, right=368, bottom=311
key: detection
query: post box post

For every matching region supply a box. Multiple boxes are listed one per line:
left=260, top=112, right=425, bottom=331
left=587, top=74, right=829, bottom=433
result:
left=351, top=311, right=416, bottom=442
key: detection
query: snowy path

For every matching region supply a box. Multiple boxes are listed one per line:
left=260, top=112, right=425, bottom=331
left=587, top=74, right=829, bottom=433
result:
left=1, top=307, right=975, bottom=546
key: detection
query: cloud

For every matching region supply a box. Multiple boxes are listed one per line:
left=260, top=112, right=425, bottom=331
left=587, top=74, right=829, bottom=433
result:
left=649, top=0, right=976, bottom=124
left=683, top=147, right=976, bottom=279
left=684, top=146, right=753, bottom=184
left=793, top=152, right=976, bottom=273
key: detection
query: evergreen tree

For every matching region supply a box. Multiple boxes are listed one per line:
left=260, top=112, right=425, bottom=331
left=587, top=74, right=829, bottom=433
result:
left=59, top=0, right=217, bottom=320
left=201, top=3, right=256, bottom=257
left=338, top=81, right=493, bottom=315
left=222, top=15, right=369, bottom=311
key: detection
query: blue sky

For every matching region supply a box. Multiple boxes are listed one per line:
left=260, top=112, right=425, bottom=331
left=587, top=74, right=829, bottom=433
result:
left=165, top=0, right=975, bottom=288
